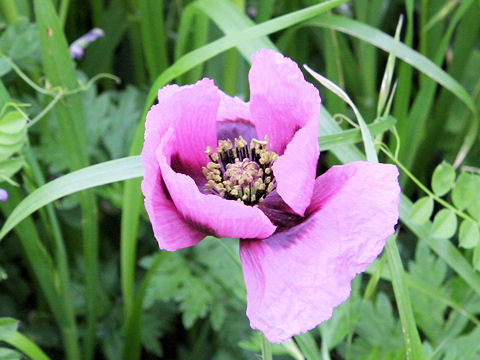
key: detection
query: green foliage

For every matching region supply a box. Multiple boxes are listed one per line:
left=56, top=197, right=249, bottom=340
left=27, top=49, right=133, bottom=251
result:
left=459, top=219, right=480, bottom=249
left=0, top=0, right=479, bottom=359
left=432, top=209, right=458, bottom=239
left=409, top=196, right=434, bottom=224
left=349, top=293, right=405, bottom=359
left=452, top=172, right=476, bottom=210
left=431, top=162, right=456, bottom=197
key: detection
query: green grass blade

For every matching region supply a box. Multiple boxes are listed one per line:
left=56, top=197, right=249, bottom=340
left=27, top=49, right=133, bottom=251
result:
left=192, top=0, right=276, bottom=58
left=256, top=0, right=275, bottom=22
left=319, top=116, right=396, bottom=151
left=34, top=2, right=101, bottom=358
left=0, top=0, right=19, bottom=24
left=139, top=0, right=168, bottom=80
left=23, top=147, right=81, bottom=360
left=399, top=0, right=477, bottom=173
left=82, top=1, right=128, bottom=76
left=384, top=236, right=426, bottom=360
left=308, top=14, right=476, bottom=113
left=0, top=332, right=51, bottom=360
left=0, top=187, right=63, bottom=327
left=305, top=66, right=378, bottom=162
left=0, top=156, right=143, bottom=242
left=294, top=333, right=321, bottom=360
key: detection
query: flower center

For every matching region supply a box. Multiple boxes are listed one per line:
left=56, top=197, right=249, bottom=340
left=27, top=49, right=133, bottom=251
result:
left=203, top=135, right=278, bottom=205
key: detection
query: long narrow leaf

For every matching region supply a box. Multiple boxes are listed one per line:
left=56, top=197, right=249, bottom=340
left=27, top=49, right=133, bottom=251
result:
left=0, top=156, right=143, bottom=242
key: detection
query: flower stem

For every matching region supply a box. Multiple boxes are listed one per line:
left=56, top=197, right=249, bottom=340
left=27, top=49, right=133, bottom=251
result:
left=261, top=334, right=273, bottom=360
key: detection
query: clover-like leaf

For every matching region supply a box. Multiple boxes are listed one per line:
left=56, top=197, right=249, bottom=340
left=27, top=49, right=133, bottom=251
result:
left=431, top=162, right=455, bottom=197
left=459, top=220, right=480, bottom=249
left=432, top=209, right=457, bottom=239
left=409, top=196, right=434, bottom=224
left=466, top=174, right=480, bottom=221
left=452, top=172, right=475, bottom=210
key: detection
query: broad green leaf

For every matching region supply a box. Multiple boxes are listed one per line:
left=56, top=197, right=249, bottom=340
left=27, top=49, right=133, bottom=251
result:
left=409, top=196, right=434, bottom=224
left=466, top=174, right=480, bottom=221
left=452, top=172, right=475, bottom=210
left=432, top=209, right=457, bottom=239
left=0, top=156, right=143, bottom=242
left=459, top=220, right=480, bottom=249
left=431, top=162, right=455, bottom=197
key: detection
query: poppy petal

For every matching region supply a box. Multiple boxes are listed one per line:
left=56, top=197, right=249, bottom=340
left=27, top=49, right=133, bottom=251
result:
left=239, top=161, right=400, bottom=343
left=249, top=49, right=320, bottom=155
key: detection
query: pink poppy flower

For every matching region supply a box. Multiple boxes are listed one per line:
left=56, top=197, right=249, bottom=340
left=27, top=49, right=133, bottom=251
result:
left=141, top=49, right=400, bottom=343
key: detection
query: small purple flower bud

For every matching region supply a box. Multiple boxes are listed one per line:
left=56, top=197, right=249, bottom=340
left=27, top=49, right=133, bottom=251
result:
left=69, top=28, right=105, bottom=60
left=0, top=189, right=8, bottom=202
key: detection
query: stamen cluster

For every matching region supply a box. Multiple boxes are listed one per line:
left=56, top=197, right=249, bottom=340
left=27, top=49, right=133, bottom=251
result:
left=203, top=135, right=278, bottom=205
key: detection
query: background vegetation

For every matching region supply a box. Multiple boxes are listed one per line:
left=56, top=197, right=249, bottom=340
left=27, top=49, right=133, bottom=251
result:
left=0, top=0, right=479, bottom=359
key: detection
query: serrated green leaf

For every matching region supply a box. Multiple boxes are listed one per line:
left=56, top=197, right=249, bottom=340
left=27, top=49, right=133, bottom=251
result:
left=431, top=162, right=455, bottom=196
left=459, top=220, right=480, bottom=249
left=176, top=278, right=210, bottom=328
left=432, top=209, right=457, bottom=239
left=409, top=196, right=434, bottom=224
left=408, top=242, right=447, bottom=341
left=466, top=174, right=480, bottom=221
left=452, top=172, right=475, bottom=210
left=351, top=293, right=404, bottom=359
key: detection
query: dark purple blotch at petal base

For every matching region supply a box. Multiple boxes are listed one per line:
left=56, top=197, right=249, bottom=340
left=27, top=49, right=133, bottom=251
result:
left=216, top=119, right=257, bottom=144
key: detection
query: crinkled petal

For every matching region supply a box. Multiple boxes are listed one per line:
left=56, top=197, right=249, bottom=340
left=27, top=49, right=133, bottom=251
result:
left=158, top=127, right=277, bottom=239
left=249, top=49, right=321, bottom=155
left=145, top=78, right=219, bottom=180
left=239, top=161, right=400, bottom=343
left=141, top=170, right=206, bottom=251
left=272, top=119, right=319, bottom=216
left=142, top=84, right=207, bottom=251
